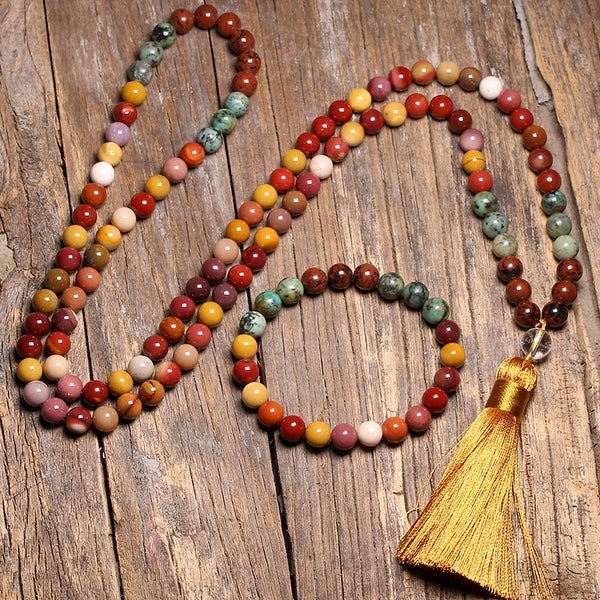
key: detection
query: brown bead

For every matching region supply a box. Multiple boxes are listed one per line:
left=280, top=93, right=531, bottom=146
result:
left=557, top=258, right=583, bottom=282
left=116, top=392, right=143, bottom=420
left=514, top=301, right=541, bottom=328
left=229, top=29, right=255, bottom=54
left=236, top=50, right=261, bottom=73
left=169, top=8, right=194, bottom=34
left=84, top=243, right=110, bottom=270
left=506, top=278, right=532, bottom=305
left=301, top=268, right=328, bottom=295
left=551, top=280, right=577, bottom=305
left=61, top=286, right=87, bottom=311
left=282, top=190, right=308, bottom=216
left=497, top=256, right=523, bottom=282
left=542, top=301, right=568, bottom=328
left=522, top=125, right=547, bottom=150
left=139, top=379, right=165, bottom=407
left=266, top=208, right=292, bottom=233
left=353, top=263, right=380, bottom=291
left=159, top=316, right=185, bottom=343
left=458, top=67, right=482, bottom=92
left=232, top=71, right=257, bottom=96
left=328, top=263, right=354, bottom=290
left=537, top=169, right=561, bottom=193
left=194, top=4, right=218, bottom=29
left=92, top=406, right=119, bottom=433
left=45, top=268, right=71, bottom=294
left=216, top=12, right=241, bottom=36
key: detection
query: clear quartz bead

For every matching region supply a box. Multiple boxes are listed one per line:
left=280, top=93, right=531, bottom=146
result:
left=521, top=327, right=552, bottom=360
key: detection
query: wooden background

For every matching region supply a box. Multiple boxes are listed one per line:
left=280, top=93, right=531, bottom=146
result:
left=1, top=0, right=599, bottom=598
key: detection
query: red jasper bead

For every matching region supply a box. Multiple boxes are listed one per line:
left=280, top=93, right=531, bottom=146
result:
left=170, top=296, right=196, bottom=321
left=448, top=109, right=472, bottom=134
left=279, top=415, right=306, bottom=443
left=170, top=8, right=194, bottom=33
left=509, top=108, right=534, bottom=132
left=269, top=167, right=294, bottom=193
left=241, top=246, right=267, bottom=271
left=324, top=137, right=349, bottom=162
left=45, top=331, right=71, bottom=355
left=537, top=169, right=561, bottom=193
left=468, top=170, right=493, bottom=193
left=328, top=100, right=353, bottom=124
left=328, top=263, right=354, bottom=290
left=185, top=323, right=212, bottom=350
left=497, top=255, right=523, bottom=282
left=389, top=65, right=412, bottom=90
left=229, top=29, right=255, bottom=54
left=130, top=192, right=155, bottom=218
left=194, top=4, right=218, bottom=29
left=542, top=301, right=568, bottom=328
left=506, top=278, right=532, bottom=304
left=55, top=247, right=82, bottom=272
left=232, top=71, right=257, bottom=96
left=422, top=387, right=448, bottom=414
left=429, top=95, right=454, bottom=120
left=16, top=334, right=43, bottom=358
left=295, top=132, right=321, bottom=156
left=24, top=312, right=51, bottom=336
left=295, top=172, right=320, bottom=198
left=216, top=12, right=240, bottom=36
left=143, top=335, right=169, bottom=361
left=113, top=101, right=137, bottom=125
left=435, top=320, right=460, bottom=344
left=497, top=89, right=521, bottom=113
left=233, top=358, right=260, bottom=385
left=552, top=280, right=577, bottom=305
left=405, top=93, right=429, bottom=118
left=180, top=142, right=205, bottom=167
left=82, top=380, right=109, bottom=406
left=514, top=301, right=541, bottom=328
left=557, top=258, right=583, bottom=282
left=72, top=204, right=97, bottom=229
left=359, top=108, right=385, bottom=133
left=528, top=148, right=553, bottom=173
left=257, top=401, right=284, bottom=427
left=227, top=264, right=253, bottom=289
left=185, top=276, right=211, bottom=302
left=301, top=268, right=328, bottom=295
left=405, top=405, right=432, bottom=433
left=236, top=50, right=261, bottom=73
left=154, top=361, right=181, bottom=388
left=311, top=115, right=336, bottom=140
left=522, top=125, right=547, bottom=149
left=81, top=183, right=107, bottom=207
left=434, top=366, right=461, bottom=392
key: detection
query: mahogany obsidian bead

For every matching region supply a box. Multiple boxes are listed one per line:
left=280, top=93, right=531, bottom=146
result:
left=542, top=301, right=569, bottom=328
left=229, top=29, right=255, bottom=54
left=236, top=50, right=261, bottom=73
left=327, top=263, right=354, bottom=290
left=514, top=301, right=541, bottom=328
left=215, top=12, right=241, bottom=36
left=232, top=71, right=257, bottom=96
left=169, top=8, right=194, bottom=33
left=353, top=263, right=380, bottom=291
left=301, top=268, right=328, bottom=295
left=552, top=280, right=578, bottom=305
left=557, top=258, right=583, bottom=282
left=497, top=256, right=523, bottom=282
left=194, top=4, right=218, bottom=29
left=506, top=278, right=532, bottom=305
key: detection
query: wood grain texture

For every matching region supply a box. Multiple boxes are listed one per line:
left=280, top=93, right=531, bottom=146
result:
left=1, top=1, right=599, bottom=599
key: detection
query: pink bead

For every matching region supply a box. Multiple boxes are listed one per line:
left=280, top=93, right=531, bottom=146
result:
left=41, top=397, right=68, bottom=425
left=162, top=157, right=188, bottom=183
left=295, top=172, right=320, bottom=198
left=266, top=208, right=292, bottom=234
left=497, top=89, right=521, bottom=113
left=56, top=374, right=83, bottom=402
left=405, top=405, right=432, bottom=433
left=22, top=380, right=50, bottom=407
left=331, top=423, right=358, bottom=451
left=459, top=128, right=484, bottom=151
left=105, top=122, right=130, bottom=146
left=367, top=76, right=392, bottom=101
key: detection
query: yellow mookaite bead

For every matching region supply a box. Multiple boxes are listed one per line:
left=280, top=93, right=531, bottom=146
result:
left=225, top=219, right=251, bottom=244
left=17, top=358, right=43, bottom=383
left=281, top=149, right=307, bottom=174
left=383, top=102, right=407, bottom=127
left=121, top=81, right=146, bottom=105
left=340, top=121, right=365, bottom=147
left=98, top=142, right=123, bottom=166
left=305, top=421, right=331, bottom=448
left=145, top=174, right=171, bottom=200
left=107, top=370, right=134, bottom=396
left=241, top=382, right=269, bottom=409
left=32, top=289, right=59, bottom=314
left=440, top=342, right=466, bottom=368
left=231, top=334, right=258, bottom=359
left=347, top=87, right=372, bottom=112
left=462, top=150, right=486, bottom=174
left=96, top=224, right=122, bottom=251
left=197, top=301, right=223, bottom=328
left=253, top=183, right=278, bottom=209
left=62, top=224, right=88, bottom=249
left=436, top=61, right=461, bottom=86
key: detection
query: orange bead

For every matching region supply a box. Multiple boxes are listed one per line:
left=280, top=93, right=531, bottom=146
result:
left=257, top=401, right=284, bottom=427
left=225, top=219, right=251, bottom=244
left=116, top=393, right=143, bottom=420
left=253, top=227, right=279, bottom=253
left=382, top=417, right=408, bottom=443
left=159, top=316, right=185, bottom=343
left=440, top=343, right=466, bottom=368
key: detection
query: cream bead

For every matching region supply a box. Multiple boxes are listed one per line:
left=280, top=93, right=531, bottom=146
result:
left=90, top=161, right=115, bottom=186
left=111, top=206, right=137, bottom=232
left=479, top=76, right=503, bottom=100
left=127, top=354, right=155, bottom=382
left=173, top=344, right=199, bottom=370
left=308, top=154, right=334, bottom=179
left=43, top=355, right=70, bottom=381
left=357, top=420, right=383, bottom=447
left=213, top=237, right=239, bottom=264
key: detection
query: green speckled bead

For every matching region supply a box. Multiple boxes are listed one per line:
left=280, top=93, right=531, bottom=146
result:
left=139, top=41, right=163, bottom=66
left=492, top=233, right=518, bottom=258
left=276, top=277, right=304, bottom=305
left=472, top=191, right=498, bottom=217
left=553, top=235, right=579, bottom=260
left=541, top=190, right=567, bottom=215
left=402, top=281, right=429, bottom=309
left=422, top=297, right=449, bottom=325
left=212, top=108, right=237, bottom=134
left=151, top=22, right=177, bottom=48
left=546, top=213, right=572, bottom=239
left=482, top=212, right=508, bottom=239
left=239, top=311, right=267, bottom=338
left=377, top=272, right=404, bottom=300
left=197, top=127, right=223, bottom=154
left=224, top=92, right=249, bottom=117
left=254, top=291, right=282, bottom=319
left=127, top=60, right=153, bottom=85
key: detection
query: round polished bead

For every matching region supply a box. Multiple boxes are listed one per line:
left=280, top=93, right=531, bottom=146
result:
left=311, top=115, right=336, bottom=140
left=542, top=301, right=569, bottom=328
left=238, top=200, right=264, bottom=226
left=405, top=93, right=429, bottom=118
left=389, top=65, right=413, bottom=90
left=459, top=128, right=484, bottom=151
left=514, top=301, right=541, bottom=328
left=72, top=204, right=98, bottom=229
left=497, top=256, right=523, bottom=282
left=479, top=76, right=503, bottom=100
left=65, top=406, right=92, bottom=434
left=347, top=87, right=372, bottom=112
left=281, top=149, right=307, bottom=174
left=110, top=207, right=137, bottom=234
left=492, top=233, right=519, bottom=258
left=44, top=268, right=70, bottom=294
left=129, top=192, right=155, bottom=219
left=422, top=387, right=448, bottom=413
left=105, top=121, right=131, bottom=146
left=227, top=264, right=253, bottom=290
left=224, top=91, right=250, bottom=117
left=16, top=334, right=43, bottom=358
left=239, top=311, right=267, bottom=338
left=429, top=95, right=454, bottom=120
left=17, top=358, right=43, bottom=383
left=301, top=268, right=328, bottom=295
left=229, top=29, right=255, bottom=54
left=330, top=423, right=358, bottom=451
left=553, top=235, right=579, bottom=259
left=254, top=227, right=279, bottom=253
left=434, top=366, right=461, bottom=392
left=357, top=421, right=383, bottom=447
left=185, top=276, right=211, bottom=303
left=96, top=224, right=122, bottom=251
left=521, top=327, right=552, bottom=360
left=435, top=320, right=460, bottom=344
left=82, top=380, right=109, bottom=406
left=194, top=4, right=218, bottom=28
left=143, top=334, right=169, bottom=361
left=411, top=60, right=435, bottom=85
left=523, top=125, right=547, bottom=149
left=154, top=361, right=181, bottom=388
left=377, top=272, right=404, bottom=300
left=90, top=161, right=115, bottom=186
left=257, top=401, right=284, bottom=427
left=56, top=246, right=82, bottom=272
left=213, top=238, right=240, bottom=264
left=468, top=170, right=493, bottom=193
left=340, top=121, right=365, bottom=146
left=276, top=277, right=304, bottom=305
left=138, top=41, right=163, bottom=67
left=382, top=417, right=408, bottom=444
left=359, top=108, right=385, bottom=133
left=145, top=174, right=171, bottom=200
left=202, top=258, right=227, bottom=284
left=435, top=61, right=460, bottom=86
left=509, top=107, right=534, bottom=132
left=92, top=406, right=119, bottom=433
left=24, top=312, right=51, bottom=336
left=32, top=289, right=59, bottom=314
left=113, top=101, right=137, bottom=124
left=128, top=354, right=155, bottom=382
left=367, top=75, right=392, bottom=100
left=458, top=67, right=482, bottom=91
left=440, top=343, right=465, bottom=368
left=185, top=323, right=212, bottom=350
left=50, top=305, right=78, bottom=332
left=180, top=142, right=205, bottom=168
left=482, top=212, right=508, bottom=238
left=472, top=191, right=498, bottom=217
left=382, top=101, right=407, bottom=127
left=541, top=191, right=567, bottom=215
left=557, top=258, right=583, bottom=282
left=552, top=280, right=577, bottom=305
left=249, top=289, right=279, bottom=318
left=23, top=380, right=50, bottom=407
left=159, top=316, right=185, bottom=343
left=422, top=297, right=449, bottom=325
left=151, top=22, right=176, bottom=47
left=537, top=169, right=561, bottom=193
left=197, top=127, right=223, bottom=154
left=405, top=406, right=432, bottom=433
left=462, top=150, right=486, bottom=174
left=197, top=301, right=224, bottom=328
left=305, top=421, right=331, bottom=448
left=116, top=393, right=143, bottom=420
left=296, top=132, right=321, bottom=156
left=212, top=282, right=238, bottom=309
left=528, top=148, right=553, bottom=173
left=497, top=88, right=521, bottom=112
left=266, top=208, right=293, bottom=234
left=173, top=344, right=200, bottom=371
left=241, top=246, right=267, bottom=271
left=328, top=263, right=354, bottom=290
left=161, top=157, right=188, bottom=184
left=62, top=224, right=88, bottom=249
left=41, top=397, right=68, bottom=425
left=328, top=99, right=353, bottom=124
left=296, top=172, right=321, bottom=198
left=121, top=81, right=146, bottom=106
left=279, top=415, right=306, bottom=443
left=231, top=334, right=258, bottom=359
left=139, top=379, right=165, bottom=406
left=546, top=213, right=572, bottom=239
left=236, top=50, right=261, bottom=73
left=225, top=219, right=251, bottom=244
left=402, top=281, right=429, bottom=309
left=324, top=136, right=349, bottom=162
left=212, top=108, right=237, bottom=134
left=170, top=295, right=196, bottom=322
left=241, top=382, right=269, bottom=409
left=45, top=331, right=71, bottom=355
left=233, top=358, right=260, bottom=385
left=232, top=71, right=257, bottom=95
left=353, top=263, right=379, bottom=291
left=76, top=267, right=101, bottom=293
left=448, top=109, right=472, bottom=134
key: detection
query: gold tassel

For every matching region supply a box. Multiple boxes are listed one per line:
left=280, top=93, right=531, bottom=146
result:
left=397, top=355, right=553, bottom=599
